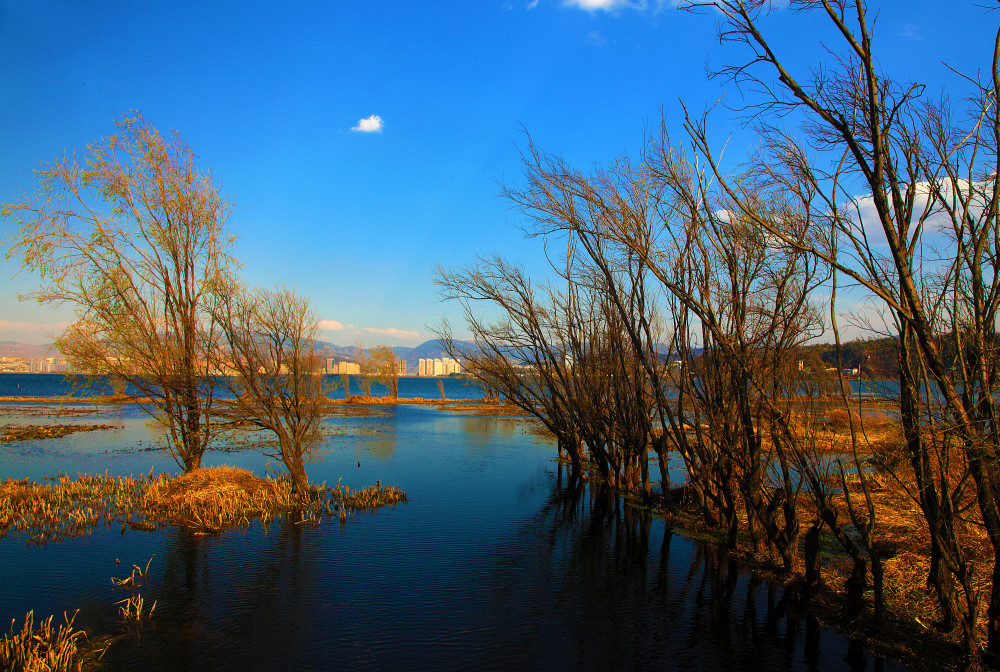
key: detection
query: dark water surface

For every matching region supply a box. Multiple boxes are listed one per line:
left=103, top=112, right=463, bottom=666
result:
left=0, top=399, right=908, bottom=671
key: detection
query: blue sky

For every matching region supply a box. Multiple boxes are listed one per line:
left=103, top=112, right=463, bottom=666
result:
left=1, top=1, right=996, bottom=346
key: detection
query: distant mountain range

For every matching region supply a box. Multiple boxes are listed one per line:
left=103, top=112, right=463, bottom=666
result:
left=0, top=341, right=58, bottom=359
left=313, top=339, right=475, bottom=375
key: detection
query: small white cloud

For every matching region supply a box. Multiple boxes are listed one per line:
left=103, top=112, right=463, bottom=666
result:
left=318, top=319, right=346, bottom=331
left=563, top=0, right=664, bottom=11
left=351, top=114, right=384, bottom=133
left=527, top=0, right=539, bottom=8
left=901, top=23, right=921, bottom=39
left=585, top=30, right=607, bottom=46
left=566, top=0, right=617, bottom=9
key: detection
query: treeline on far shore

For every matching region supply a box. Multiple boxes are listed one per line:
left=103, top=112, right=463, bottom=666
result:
left=802, top=333, right=995, bottom=381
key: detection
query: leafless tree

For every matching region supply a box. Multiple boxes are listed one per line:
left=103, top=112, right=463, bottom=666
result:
left=674, top=0, right=999, bottom=658
left=354, top=341, right=374, bottom=397
left=436, top=258, right=589, bottom=475
left=211, top=286, right=329, bottom=493
left=369, top=345, right=400, bottom=399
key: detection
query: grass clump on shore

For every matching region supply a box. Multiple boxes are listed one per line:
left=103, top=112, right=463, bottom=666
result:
left=0, top=467, right=407, bottom=541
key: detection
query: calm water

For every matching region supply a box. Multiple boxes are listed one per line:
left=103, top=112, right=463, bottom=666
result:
left=0, top=373, right=486, bottom=401
left=0, top=396, right=907, bottom=670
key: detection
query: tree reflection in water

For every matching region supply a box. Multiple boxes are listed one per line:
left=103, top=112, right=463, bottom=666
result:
left=100, top=513, right=316, bottom=671
left=71, top=460, right=906, bottom=672
left=487, top=462, right=905, bottom=672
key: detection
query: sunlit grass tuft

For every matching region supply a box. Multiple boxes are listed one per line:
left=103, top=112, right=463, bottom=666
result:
left=0, top=467, right=408, bottom=540
left=115, top=594, right=156, bottom=628
left=111, top=557, right=153, bottom=591
left=0, top=610, right=87, bottom=672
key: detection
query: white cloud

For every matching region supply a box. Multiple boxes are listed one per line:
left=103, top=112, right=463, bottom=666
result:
left=585, top=30, right=607, bottom=46
left=563, top=0, right=659, bottom=11
left=316, top=321, right=421, bottom=344
left=351, top=114, right=384, bottom=133
left=527, top=0, right=540, bottom=8
left=0, top=319, right=69, bottom=334
left=0, top=319, right=70, bottom=345
left=362, top=327, right=421, bottom=340
left=565, top=0, right=618, bottom=9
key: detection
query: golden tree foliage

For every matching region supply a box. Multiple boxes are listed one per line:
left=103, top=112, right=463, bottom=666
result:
left=369, top=345, right=400, bottom=399
left=2, top=113, right=235, bottom=471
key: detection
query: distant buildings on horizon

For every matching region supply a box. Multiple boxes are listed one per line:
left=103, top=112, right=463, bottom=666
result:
left=1, top=354, right=463, bottom=378
left=418, top=357, right=461, bottom=377
left=0, top=356, right=77, bottom=374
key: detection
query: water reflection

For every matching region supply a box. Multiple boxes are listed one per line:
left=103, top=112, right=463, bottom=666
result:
left=0, top=407, right=909, bottom=672
left=487, top=463, right=907, bottom=671
left=457, top=416, right=518, bottom=436
left=102, top=514, right=320, bottom=670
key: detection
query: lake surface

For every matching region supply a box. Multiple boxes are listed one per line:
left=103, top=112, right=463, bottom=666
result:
left=0, top=390, right=908, bottom=670
left=0, top=373, right=486, bottom=401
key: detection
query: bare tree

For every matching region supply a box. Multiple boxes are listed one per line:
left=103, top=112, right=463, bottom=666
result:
left=674, top=0, right=1000, bottom=659
left=211, top=286, right=329, bottom=493
left=369, top=345, right=400, bottom=399
left=3, top=113, right=234, bottom=472
left=436, top=258, right=590, bottom=476
left=354, top=341, right=374, bottom=397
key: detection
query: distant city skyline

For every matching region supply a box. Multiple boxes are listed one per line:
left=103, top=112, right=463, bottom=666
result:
left=1, top=1, right=992, bottom=346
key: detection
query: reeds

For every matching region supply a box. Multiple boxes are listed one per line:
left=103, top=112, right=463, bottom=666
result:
left=0, top=467, right=408, bottom=540
left=1, top=558, right=157, bottom=670
left=110, top=557, right=152, bottom=591
left=114, top=594, right=156, bottom=627
left=0, top=610, right=85, bottom=672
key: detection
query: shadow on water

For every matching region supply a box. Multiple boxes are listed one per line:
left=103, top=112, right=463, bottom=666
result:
left=100, top=513, right=318, bottom=671
left=0, top=403, right=910, bottom=672
left=485, top=463, right=909, bottom=672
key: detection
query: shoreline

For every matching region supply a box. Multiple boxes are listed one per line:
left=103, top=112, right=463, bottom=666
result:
left=0, top=395, right=505, bottom=406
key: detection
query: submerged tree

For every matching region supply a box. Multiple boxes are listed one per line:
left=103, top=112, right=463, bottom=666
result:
left=3, top=113, right=235, bottom=471
left=673, top=0, right=1000, bottom=659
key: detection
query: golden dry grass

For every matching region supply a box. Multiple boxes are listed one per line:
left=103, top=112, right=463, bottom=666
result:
left=0, top=467, right=408, bottom=540
left=436, top=401, right=528, bottom=416
left=0, top=610, right=90, bottom=672
left=1, top=423, right=118, bottom=443
left=651, top=413, right=985, bottom=669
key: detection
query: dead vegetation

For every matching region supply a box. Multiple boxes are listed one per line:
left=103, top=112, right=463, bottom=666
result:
left=1, top=423, right=118, bottom=443
left=0, top=610, right=90, bottom=672
left=0, top=466, right=407, bottom=541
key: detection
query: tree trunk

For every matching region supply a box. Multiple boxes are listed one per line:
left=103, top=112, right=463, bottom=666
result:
left=844, top=558, right=867, bottom=622
left=804, top=522, right=822, bottom=598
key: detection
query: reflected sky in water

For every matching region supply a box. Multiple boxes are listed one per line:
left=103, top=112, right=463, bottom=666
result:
left=0, top=404, right=908, bottom=671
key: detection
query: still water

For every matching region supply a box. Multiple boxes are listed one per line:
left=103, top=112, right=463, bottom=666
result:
left=0, top=373, right=487, bottom=401
left=0, top=398, right=907, bottom=670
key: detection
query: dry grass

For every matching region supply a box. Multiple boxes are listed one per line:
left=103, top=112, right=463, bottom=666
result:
left=0, top=467, right=408, bottom=540
left=0, top=610, right=89, bottom=672
left=822, top=452, right=991, bottom=646
left=1, top=423, right=118, bottom=443
left=114, top=594, right=155, bottom=629
left=437, top=401, right=528, bottom=416
left=649, top=414, right=988, bottom=669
